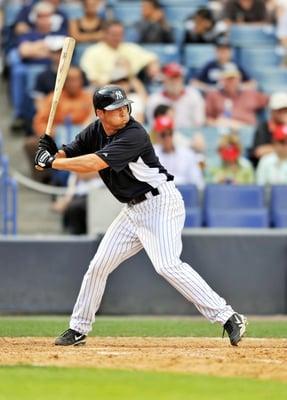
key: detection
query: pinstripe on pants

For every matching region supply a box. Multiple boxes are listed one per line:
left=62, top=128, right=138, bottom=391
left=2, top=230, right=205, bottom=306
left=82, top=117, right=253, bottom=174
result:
left=70, top=181, right=234, bottom=334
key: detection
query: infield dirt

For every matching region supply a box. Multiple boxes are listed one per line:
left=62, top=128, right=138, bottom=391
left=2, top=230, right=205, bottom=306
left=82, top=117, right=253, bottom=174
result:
left=1, top=337, right=286, bottom=381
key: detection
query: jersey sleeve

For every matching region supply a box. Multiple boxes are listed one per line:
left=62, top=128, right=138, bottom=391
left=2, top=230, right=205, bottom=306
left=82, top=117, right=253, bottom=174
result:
left=96, top=128, right=147, bottom=173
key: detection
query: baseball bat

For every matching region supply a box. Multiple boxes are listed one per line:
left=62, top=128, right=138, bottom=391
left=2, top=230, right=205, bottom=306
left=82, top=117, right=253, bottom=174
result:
left=35, top=36, right=76, bottom=171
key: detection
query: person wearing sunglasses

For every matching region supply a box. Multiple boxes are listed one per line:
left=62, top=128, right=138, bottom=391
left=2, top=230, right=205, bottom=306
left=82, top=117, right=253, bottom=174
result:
left=256, top=124, right=287, bottom=185
left=152, top=115, right=204, bottom=189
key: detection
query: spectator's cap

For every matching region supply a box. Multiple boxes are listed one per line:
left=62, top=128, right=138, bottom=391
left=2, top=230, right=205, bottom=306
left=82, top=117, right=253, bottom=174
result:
left=269, top=92, right=287, bottom=110
left=153, top=115, right=174, bottom=133
left=44, top=35, right=65, bottom=52
left=215, top=36, right=232, bottom=48
left=109, top=67, right=130, bottom=83
left=220, top=63, right=241, bottom=79
left=162, top=63, right=184, bottom=78
left=272, top=124, right=287, bottom=141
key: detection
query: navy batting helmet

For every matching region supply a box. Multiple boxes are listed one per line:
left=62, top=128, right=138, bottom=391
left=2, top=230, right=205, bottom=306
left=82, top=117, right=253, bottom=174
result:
left=93, top=85, right=133, bottom=112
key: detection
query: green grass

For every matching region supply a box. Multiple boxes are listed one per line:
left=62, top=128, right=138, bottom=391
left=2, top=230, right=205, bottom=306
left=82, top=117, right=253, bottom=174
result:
left=0, top=366, right=286, bottom=400
left=0, top=316, right=286, bottom=338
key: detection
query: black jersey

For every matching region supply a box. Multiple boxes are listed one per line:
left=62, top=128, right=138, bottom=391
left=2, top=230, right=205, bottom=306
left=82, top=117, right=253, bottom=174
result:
left=62, top=117, right=173, bottom=203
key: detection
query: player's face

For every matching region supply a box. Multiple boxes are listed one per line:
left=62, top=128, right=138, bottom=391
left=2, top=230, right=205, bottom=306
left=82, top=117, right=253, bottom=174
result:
left=99, top=106, right=130, bottom=132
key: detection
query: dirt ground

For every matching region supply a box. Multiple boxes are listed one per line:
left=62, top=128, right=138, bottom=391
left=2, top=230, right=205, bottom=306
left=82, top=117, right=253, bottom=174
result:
left=1, top=337, right=286, bottom=381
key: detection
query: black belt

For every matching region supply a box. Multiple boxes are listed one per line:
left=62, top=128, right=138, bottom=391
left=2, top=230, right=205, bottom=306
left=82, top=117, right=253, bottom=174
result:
left=128, top=176, right=173, bottom=206
left=128, top=187, right=159, bottom=206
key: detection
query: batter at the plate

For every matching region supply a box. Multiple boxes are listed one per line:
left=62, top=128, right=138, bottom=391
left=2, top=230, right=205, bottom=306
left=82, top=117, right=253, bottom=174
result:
left=34, top=85, right=247, bottom=346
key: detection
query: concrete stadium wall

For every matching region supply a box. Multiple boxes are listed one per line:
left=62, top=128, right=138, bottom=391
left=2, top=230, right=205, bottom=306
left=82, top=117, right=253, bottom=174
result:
left=0, top=230, right=286, bottom=315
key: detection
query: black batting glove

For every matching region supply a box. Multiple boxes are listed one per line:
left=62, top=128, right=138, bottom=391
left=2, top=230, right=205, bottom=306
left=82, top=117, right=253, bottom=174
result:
left=35, top=148, right=55, bottom=169
left=38, top=134, right=58, bottom=155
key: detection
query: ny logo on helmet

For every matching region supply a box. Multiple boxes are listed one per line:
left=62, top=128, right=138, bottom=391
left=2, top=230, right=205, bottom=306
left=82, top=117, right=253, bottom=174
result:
left=115, top=90, right=124, bottom=100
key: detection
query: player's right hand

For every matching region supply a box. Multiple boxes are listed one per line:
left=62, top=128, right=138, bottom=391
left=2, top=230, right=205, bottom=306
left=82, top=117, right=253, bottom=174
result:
left=35, top=148, right=55, bottom=169
left=38, top=134, right=58, bottom=155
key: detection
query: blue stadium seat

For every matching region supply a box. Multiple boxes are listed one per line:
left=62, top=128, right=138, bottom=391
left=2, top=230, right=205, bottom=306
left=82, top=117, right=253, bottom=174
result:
left=229, top=25, right=277, bottom=47
left=113, top=3, right=141, bottom=25
left=237, top=125, right=256, bottom=151
left=183, top=44, right=216, bottom=75
left=165, top=6, right=198, bottom=24
left=238, top=47, right=283, bottom=72
left=206, top=209, right=269, bottom=228
left=161, top=0, right=207, bottom=5
left=204, top=184, right=269, bottom=228
left=251, top=68, right=287, bottom=94
left=176, top=184, right=202, bottom=227
left=141, top=44, right=180, bottom=64
left=59, top=3, right=84, bottom=19
left=72, top=43, right=92, bottom=65
left=3, top=3, right=22, bottom=26
left=270, top=185, right=287, bottom=228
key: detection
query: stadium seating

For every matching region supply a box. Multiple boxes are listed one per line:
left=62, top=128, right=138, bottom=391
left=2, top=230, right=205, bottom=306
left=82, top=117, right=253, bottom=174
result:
left=229, top=25, right=277, bottom=47
left=238, top=47, right=283, bottom=71
left=141, top=44, right=181, bottom=64
left=270, top=185, right=287, bottom=228
left=176, top=184, right=202, bottom=227
left=251, top=68, right=287, bottom=94
left=203, top=184, right=269, bottom=228
left=165, top=6, right=198, bottom=25
left=183, top=44, right=216, bottom=76
left=113, top=2, right=142, bottom=26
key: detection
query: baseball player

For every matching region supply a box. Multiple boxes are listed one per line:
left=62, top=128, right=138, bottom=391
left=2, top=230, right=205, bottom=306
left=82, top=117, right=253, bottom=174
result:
left=35, top=85, right=247, bottom=347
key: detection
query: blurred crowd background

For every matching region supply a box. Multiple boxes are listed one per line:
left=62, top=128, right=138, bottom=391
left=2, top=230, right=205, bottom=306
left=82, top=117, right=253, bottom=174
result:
left=1, top=0, right=287, bottom=234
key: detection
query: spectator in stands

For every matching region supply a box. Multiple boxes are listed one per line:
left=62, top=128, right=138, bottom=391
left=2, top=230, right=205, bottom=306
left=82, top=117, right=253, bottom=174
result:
left=135, top=0, right=174, bottom=44
left=31, top=35, right=64, bottom=110
left=14, top=0, right=68, bottom=36
left=256, top=124, right=287, bottom=185
left=251, top=92, right=287, bottom=167
left=205, top=63, right=268, bottom=128
left=149, top=103, right=191, bottom=147
left=207, top=133, right=254, bottom=184
left=10, top=2, right=66, bottom=132
left=52, top=172, right=103, bottom=235
left=25, top=66, right=94, bottom=181
left=108, top=66, right=147, bottom=124
left=183, top=7, right=227, bottom=44
left=79, top=20, right=160, bottom=86
left=146, top=62, right=205, bottom=130
left=191, top=38, right=256, bottom=92
left=152, top=115, right=204, bottom=189
left=68, top=0, right=104, bottom=43
left=17, top=2, right=64, bottom=64
left=33, top=66, right=94, bottom=135
left=223, top=0, right=268, bottom=24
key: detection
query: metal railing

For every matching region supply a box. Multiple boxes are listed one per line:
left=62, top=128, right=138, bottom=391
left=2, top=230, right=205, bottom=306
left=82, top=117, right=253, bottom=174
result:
left=0, top=134, right=18, bottom=235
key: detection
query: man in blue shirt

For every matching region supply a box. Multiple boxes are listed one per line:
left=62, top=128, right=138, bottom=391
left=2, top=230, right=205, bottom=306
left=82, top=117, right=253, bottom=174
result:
left=191, top=39, right=256, bottom=93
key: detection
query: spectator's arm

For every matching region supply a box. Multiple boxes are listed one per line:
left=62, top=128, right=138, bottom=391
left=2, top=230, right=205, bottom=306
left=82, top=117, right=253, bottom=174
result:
left=190, top=79, right=216, bottom=93
left=68, top=19, right=104, bottom=43
left=19, top=40, right=50, bottom=59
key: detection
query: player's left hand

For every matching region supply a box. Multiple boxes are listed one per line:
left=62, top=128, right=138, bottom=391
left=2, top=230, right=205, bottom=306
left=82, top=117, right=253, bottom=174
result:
left=38, top=134, right=58, bottom=155
left=35, top=148, right=55, bottom=169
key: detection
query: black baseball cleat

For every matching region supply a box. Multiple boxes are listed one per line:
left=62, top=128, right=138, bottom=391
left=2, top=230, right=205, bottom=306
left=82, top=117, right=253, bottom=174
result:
left=223, top=313, right=247, bottom=346
left=55, top=328, right=86, bottom=346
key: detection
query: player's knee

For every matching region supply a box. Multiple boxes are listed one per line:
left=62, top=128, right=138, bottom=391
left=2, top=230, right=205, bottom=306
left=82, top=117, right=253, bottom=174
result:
left=154, top=260, right=181, bottom=277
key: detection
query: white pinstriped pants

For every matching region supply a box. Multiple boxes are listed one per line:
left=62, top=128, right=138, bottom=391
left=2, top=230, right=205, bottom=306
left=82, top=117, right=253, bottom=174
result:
left=70, top=181, right=234, bottom=334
